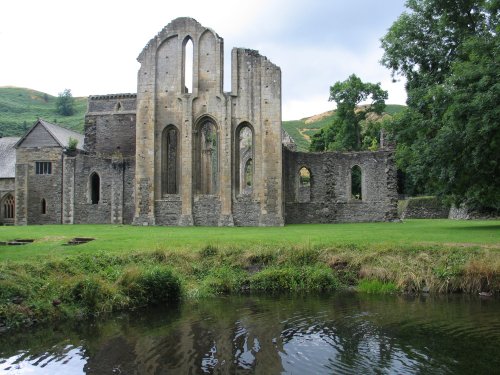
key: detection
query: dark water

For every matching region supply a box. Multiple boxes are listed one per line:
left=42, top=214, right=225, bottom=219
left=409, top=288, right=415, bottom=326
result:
left=1, top=293, right=499, bottom=374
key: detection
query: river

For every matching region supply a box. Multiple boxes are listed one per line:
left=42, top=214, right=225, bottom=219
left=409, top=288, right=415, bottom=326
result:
left=1, top=293, right=499, bottom=374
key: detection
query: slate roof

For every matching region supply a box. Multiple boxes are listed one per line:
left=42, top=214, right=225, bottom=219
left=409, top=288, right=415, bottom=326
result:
left=0, top=137, right=20, bottom=178
left=15, top=119, right=85, bottom=150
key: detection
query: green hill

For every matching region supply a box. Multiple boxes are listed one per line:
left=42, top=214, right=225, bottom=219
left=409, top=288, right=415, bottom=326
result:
left=0, top=87, right=87, bottom=137
left=283, top=104, right=406, bottom=152
left=0, top=87, right=405, bottom=151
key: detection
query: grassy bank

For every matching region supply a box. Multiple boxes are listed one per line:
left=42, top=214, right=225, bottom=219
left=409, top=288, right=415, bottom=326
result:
left=0, top=220, right=499, bottom=329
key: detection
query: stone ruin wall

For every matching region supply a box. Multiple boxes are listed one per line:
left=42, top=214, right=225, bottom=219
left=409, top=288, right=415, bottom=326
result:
left=15, top=147, right=64, bottom=225
left=283, top=147, right=398, bottom=223
left=9, top=17, right=398, bottom=227
left=133, top=18, right=283, bottom=226
left=54, top=94, right=139, bottom=225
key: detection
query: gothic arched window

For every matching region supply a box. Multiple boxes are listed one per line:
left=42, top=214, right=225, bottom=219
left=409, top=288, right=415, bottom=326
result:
left=195, top=120, right=218, bottom=194
left=3, top=194, right=14, bottom=219
left=236, top=124, right=254, bottom=195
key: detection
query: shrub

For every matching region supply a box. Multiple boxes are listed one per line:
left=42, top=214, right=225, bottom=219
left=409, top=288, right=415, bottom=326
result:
left=138, top=267, right=182, bottom=304
left=0, top=280, right=28, bottom=303
left=119, top=266, right=182, bottom=305
left=71, top=276, right=112, bottom=310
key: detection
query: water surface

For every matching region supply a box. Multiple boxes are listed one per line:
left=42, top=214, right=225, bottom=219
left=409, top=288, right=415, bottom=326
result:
left=1, top=293, right=499, bottom=374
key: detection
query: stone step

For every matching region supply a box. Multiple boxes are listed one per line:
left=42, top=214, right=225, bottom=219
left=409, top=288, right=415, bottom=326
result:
left=65, top=237, right=95, bottom=246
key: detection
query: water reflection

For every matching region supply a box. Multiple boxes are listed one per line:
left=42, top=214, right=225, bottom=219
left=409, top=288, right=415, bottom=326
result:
left=1, top=293, right=499, bottom=374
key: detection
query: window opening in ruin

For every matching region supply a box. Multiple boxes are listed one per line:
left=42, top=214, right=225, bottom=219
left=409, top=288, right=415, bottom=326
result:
left=351, top=165, right=362, bottom=200
left=244, top=159, right=253, bottom=188
left=41, top=199, right=47, bottom=214
left=35, top=161, right=52, bottom=175
left=298, top=167, right=311, bottom=203
left=162, top=126, right=178, bottom=195
left=197, top=121, right=218, bottom=194
left=3, top=194, right=14, bottom=219
left=116, top=102, right=122, bottom=111
left=183, top=38, right=193, bottom=93
left=236, top=125, right=253, bottom=195
left=90, top=172, right=100, bottom=204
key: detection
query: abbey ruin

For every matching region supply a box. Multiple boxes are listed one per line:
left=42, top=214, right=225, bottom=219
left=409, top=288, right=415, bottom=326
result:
left=0, top=18, right=398, bottom=226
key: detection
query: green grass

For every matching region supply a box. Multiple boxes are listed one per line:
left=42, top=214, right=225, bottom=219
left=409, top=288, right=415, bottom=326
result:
left=357, top=279, right=398, bottom=294
left=0, top=87, right=86, bottom=137
left=0, top=220, right=499, bottom=328
left=0, top=220, right=497, bottom=262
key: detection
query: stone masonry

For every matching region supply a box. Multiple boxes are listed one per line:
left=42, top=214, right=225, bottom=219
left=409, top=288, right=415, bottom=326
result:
left=8, top=17, right=397, bottom=226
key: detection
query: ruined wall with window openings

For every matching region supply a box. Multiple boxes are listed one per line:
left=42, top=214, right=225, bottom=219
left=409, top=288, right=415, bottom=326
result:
left=11, top=17, right=397, bottom=226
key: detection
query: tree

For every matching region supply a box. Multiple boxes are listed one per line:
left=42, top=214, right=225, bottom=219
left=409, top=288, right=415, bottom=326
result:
left=309, top=74, right=387, bottom=151
left=56, top=89, right=75, bottom=116
left=381, top=0, right=499, bottom=211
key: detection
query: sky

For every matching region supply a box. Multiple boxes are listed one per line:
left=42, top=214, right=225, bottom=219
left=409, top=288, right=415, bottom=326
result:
left=0, top=0, right=407, bottom=120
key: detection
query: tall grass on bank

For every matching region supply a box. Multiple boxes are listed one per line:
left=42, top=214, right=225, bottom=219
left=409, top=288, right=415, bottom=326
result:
left=1, top=239, right=499, bottom=329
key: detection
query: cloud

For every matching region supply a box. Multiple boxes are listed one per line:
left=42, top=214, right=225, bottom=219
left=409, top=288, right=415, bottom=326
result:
left=0, top=0, right=408, bottom=119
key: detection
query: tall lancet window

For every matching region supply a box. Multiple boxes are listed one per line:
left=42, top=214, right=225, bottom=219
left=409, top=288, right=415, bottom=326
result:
left=162, top=126, right=179, bottom=195
left=236, top=124, right=254, bottom=195
left=196, top=120, right=218, bottom=194
left=183, top=37, right=193, bottom=93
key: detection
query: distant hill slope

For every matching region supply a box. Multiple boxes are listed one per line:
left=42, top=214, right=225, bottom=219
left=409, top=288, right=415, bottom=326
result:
left=283, top=104, right=406, bottom=152
left=0, top=87, right=405, bottom=151
left=0, top=87, right=87, bottom=137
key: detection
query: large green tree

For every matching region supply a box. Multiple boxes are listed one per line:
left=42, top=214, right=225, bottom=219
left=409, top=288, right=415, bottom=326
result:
left=56, top=88, right=75, bottom=116
left=381, top=0, right=499, bottom=210
left=309, top=74, right=387, bottom=152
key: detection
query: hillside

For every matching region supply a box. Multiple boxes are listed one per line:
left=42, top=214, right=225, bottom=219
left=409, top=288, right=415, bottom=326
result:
left=0, top=87, right=87, bottom=137
left=283, top=104, right=406, bottom=152
left=0, top=87, right=405, bottom=151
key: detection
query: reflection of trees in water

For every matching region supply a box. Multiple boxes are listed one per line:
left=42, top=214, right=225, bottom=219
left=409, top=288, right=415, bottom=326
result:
left=2, top=294, right=500, bottom=374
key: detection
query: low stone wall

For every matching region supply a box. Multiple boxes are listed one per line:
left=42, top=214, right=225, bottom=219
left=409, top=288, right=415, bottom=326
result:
left=399, top=196, right=449, bottom=219
left=193, top=195, right=221, bottom=226
left=449, top=205, right=500, bottom=220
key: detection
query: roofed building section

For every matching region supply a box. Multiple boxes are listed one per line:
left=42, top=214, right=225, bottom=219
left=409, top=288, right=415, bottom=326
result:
left=0, top=137, right=19, bottom=178
left=15, top=119, right=84, bottom=150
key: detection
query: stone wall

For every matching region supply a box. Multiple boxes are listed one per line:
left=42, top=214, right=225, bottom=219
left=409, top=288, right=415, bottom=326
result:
left=233, top=196, right=260, bottom=226
left=155, top=196, right=182, bottom=225
left=0, top=179, right=14, bottom=198
left=85, top=95, right=137, bottom=157
left=15, top=147, right=64, bottom=224
left=399, top=196, right=449, bottom=219
left=231, top=48, right=284, bottom=226
left=193, top=195, right=221, bottom=226
left=283, top=148, right=398, bottom=223
left=72, top=154, right=135, bottom=224
left=133, top=18, right=283, bottom=226
left=8, top=17, right=399, bottom=228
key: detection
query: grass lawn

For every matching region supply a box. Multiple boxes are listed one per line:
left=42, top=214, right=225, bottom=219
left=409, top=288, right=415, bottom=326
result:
left=1, top=219, right=499, bottom=262
left=1, top=219, right=498, bottom=328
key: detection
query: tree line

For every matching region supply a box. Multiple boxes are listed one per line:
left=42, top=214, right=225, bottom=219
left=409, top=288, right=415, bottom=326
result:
left=310, top=0, right=499, bottom=213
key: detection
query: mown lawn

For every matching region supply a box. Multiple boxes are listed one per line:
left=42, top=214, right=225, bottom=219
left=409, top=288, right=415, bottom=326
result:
left=1, top=219, right=498, bottom=262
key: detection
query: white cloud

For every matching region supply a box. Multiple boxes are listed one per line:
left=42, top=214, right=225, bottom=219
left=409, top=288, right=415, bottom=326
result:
left=0, top=0, right=407, bottom=120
